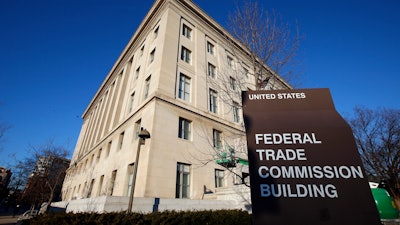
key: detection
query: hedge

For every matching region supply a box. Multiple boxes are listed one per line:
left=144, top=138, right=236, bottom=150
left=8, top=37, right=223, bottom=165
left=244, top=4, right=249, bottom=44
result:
left=22, top=209, right=252, bottom=225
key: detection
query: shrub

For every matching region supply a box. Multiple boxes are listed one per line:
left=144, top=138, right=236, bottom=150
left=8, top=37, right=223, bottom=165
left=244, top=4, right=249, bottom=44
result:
left=21, top=210, right=252, bottom=225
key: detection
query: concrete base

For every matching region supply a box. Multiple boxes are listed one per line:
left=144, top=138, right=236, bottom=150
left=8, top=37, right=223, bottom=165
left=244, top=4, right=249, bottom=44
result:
left=51, top=196, right=249, bottom=214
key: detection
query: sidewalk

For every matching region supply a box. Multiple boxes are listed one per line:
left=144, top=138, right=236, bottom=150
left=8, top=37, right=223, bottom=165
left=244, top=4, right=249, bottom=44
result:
left=0, top=212, right=19, bottom=225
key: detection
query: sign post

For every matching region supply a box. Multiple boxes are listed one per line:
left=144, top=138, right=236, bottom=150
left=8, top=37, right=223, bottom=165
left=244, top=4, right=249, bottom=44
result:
left=242, top=88, right=381, bottom=225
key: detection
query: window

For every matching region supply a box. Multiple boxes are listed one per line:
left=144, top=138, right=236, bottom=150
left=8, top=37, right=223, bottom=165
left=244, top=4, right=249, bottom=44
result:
left=243, top=67, right=249, bottom=78
left=134, top=119, right=141, bottom=139
left=87, top=179, right=95, bottom=197
left=213, top=129, right=222, bottom=149
left=207, top=63, right=216, bottom=78
left=178, top=73, right=190, bottom=101
left=181, top=46, right=191, bottom=64
left=229, top=76, right=236, bottom=90
left=128, top=92, right=135, bottom=113
left=97, top=175, right=104, bottom=196
left=106, top=141, right=112, bottom=157
left=153, top=26, right=159, bottom=39
left=227, top=56, right=234, bottom=68
left=109, top=170, right=117, bottom=196
left=143, top=76, right=151, bottom=99
left=149, top=48, right=155, bottom=63
left=82, top=182, right=87, bottom=197
left=135, top=67, right=140, bottom=80
left=215, top=169, right=224, bottom=188
left=182, top=24, right=192, bottom=39
left=119, top=131, right=125, bottom=149
left=233, top=102, right=240, bottom=123
left=178, top=117, right=191, bottom=140
left=140, top=45, right=144, bottom=57
left=209, top=89, right=218, bottom=113
left=97, top=148, right=102, bottom=162
left=127, top=163, right=134, bottom=196
left=176, top=163, right=190, bottom=198
left=207, top=41, right=215, bottom=55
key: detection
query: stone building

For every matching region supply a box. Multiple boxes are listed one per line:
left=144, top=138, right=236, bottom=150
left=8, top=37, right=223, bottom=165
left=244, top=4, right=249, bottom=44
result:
left=60, top=0, right=290, bottom=212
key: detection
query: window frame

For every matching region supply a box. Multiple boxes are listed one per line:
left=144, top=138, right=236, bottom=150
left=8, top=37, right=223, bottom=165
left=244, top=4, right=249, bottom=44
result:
left=233, top=102, right=240, bottom=123
left=213, top=129, right=222, bottom=149
left=182, top=24, right=192, bottom=39
left=227, top=55, right=234, bottom=68
left=215, top=169, right=225, bottom=188
left=143, top=75, right=151, bottom=99
left=153, top=26, right=159, bottom=39
left=149, top=48, right=156, bottom=63
left=178, top=73, right=191, bottom=102
left=209, top=89, right=218, bottom=113
left=207, top=63, right=216, bottom=78
left=180, top=46, right=191, bottom=64
left=207, top=41, right=215, bottom=55
left=178, top=117, right=191, bottom=140
left=229, top=76, right=236, bottom=90
left=176, top=163, right=191, bottom=198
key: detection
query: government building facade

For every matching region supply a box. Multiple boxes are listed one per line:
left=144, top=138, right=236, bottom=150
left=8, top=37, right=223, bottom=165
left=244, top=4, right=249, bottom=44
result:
left=60, top=0, right=290, bottom=212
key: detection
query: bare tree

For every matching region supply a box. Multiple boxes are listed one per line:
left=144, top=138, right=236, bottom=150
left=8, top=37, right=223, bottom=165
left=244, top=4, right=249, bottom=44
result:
left=200, top=1, right=298, bottom=173
left=15, top=141, right=70, bottom=209
left=347, top=106, right=400, bottom=199
left=227, top=0, right=301, bottom=88
left=187, top=1, right=300, bottom=194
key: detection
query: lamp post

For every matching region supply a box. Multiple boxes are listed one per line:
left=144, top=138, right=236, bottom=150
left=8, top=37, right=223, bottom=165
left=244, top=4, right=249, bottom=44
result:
left=127, top=128, right=150, bottom=213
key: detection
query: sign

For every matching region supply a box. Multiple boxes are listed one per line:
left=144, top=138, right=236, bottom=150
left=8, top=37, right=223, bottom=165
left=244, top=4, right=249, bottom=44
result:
left=242, top=88, right=381, bottom=225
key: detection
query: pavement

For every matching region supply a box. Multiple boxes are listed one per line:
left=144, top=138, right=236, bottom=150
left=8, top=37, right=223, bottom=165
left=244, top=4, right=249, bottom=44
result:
left=0, top=208, right=22, bottom=225
left=0, top=211, right=20, bottom=225
left=0, top=215, right=18, bottom=225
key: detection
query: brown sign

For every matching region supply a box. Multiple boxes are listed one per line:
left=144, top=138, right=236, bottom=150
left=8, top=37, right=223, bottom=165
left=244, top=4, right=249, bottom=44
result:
left=242, top=88, right=381, bottom=225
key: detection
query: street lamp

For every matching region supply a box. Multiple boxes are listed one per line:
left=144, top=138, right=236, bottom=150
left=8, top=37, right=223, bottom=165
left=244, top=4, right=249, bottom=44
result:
left=127, top=127, right=150, bottom=213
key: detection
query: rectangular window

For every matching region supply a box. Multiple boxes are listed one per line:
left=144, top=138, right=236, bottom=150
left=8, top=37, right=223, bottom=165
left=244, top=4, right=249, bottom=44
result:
left=207, top=41, right=215, bottom=55
left=87, top=179, right=95, bottom=197
left=134, top=119, right=142, bottom=139
left=135, top=67, right=140, bottom=80
left=207, top=63, right=216, bottom=78
left=109, top=170, right=117, bottom=196
left=233, top=102, right=240, bottom=123
left=215, top=169, right=224, bottom=188
left=97, top=148, right=102, bottom=162
left=107, top=141, right=112, bottom=157
left=182, top=24, right=192, bottom=39
left=209, top=89, right=218, bottom=113
left=127, top=163, right=134, bottom=196
left=97, top=175, right=104, bottom=196
left=143, top=76, right=151, bottom=99
left=153, top=26, right=159, bottom=39
left=243, top=67, right=249, bottom=78
left=229, top=76, right=236, bottom=90
left=178, top=73, right=191, bottom=101
left=119, top=131, right=125, bottom=149
left=140, top=45, right=144, bottom=57
left=149, top=48, right=155, bottom=63
left=82, top=182, right=87, bottom=197
left=176, top=163, right=190, bottom=198
left=77, top=184, right=81, bottom=198
left=129, top=92, right=135, bottom=113
left=181, top=46, right=191, bottom=64
left=227, top=56, right=234, bottom=68
left=178, top=117, right=191, bottom=140
left=213, top=129, right=222, bottom=149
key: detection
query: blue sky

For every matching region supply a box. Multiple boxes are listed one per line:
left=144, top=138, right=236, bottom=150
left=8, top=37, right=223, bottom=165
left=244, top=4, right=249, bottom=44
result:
left=0, top=0, right=399, bottom=166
